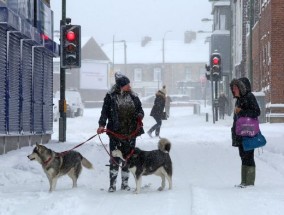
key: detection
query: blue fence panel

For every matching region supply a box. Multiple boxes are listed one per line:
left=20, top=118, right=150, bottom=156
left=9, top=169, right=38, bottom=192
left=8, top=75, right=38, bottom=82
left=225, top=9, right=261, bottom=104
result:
left=43, top=52, right=53, bottom=133
left=7, top=32, right=21, bottom=134
left=0, top=28, right=7, bottom=134
left=21, top=40, right=33, bottom=134
left=32, top=47, right=44, bottom=134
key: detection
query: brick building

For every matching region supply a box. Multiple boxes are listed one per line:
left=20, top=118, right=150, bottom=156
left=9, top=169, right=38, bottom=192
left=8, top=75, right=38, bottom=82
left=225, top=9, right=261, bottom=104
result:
left=230, top=0, right=284, bottom=122
left=251, top=0, right=284, bottom=122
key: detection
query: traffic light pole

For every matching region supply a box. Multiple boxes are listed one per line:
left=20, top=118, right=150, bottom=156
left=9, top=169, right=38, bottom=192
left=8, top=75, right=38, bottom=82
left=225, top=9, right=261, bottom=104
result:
left=59, top=0, right=67, bottom=142
left=214, top=80, right=219, bottom=122
left=210, top=71, right=215, bottom=124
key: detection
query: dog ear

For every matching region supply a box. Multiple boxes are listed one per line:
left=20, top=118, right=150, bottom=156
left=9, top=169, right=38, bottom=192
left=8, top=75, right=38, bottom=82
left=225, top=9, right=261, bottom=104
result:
left=36, top=143, right=39, bottom=147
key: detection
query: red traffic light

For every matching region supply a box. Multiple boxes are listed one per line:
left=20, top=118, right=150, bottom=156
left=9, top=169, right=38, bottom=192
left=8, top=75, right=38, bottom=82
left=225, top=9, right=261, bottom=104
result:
left=66, top=31, right=76, bottom=41
left=212, top=57, right=220, bottom=65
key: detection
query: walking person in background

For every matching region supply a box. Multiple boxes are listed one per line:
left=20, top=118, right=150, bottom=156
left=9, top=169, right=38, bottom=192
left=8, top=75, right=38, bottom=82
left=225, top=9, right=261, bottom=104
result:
left=230, top=77, right=260, bottom=188
left=97, top=72, right=144, bottom=192
left=218, top=92, right=229, bottom=119
left=147, top=86, right=166, bottom=138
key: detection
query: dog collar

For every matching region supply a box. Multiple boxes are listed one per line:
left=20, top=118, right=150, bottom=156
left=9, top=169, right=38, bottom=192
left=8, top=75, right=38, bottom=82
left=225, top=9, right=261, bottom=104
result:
left=43, top=156, right=52, bottom=166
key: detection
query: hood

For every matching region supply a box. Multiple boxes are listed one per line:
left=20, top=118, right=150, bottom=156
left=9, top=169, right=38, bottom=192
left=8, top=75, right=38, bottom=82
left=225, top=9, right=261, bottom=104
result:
left=230, top=77, right=251, bottom=97
left=156, top=90, right=166, bottom=98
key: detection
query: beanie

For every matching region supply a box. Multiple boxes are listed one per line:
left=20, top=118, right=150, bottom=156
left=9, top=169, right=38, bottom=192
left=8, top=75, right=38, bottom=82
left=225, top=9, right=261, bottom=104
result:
left=115, top=72, right=130, bottom=88
left=160, top=85, right=167, bottom=95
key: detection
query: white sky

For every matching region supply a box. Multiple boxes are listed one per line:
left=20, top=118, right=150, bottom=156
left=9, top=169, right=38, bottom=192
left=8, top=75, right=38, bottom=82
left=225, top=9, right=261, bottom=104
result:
left=50, top=0, right=213, bottom=44
left=1, top=105, right=284, bottom=214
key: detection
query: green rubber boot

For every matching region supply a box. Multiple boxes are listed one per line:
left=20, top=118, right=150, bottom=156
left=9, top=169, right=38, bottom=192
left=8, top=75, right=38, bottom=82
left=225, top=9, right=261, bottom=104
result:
left=235, top=165, right=247, bottom=188
left=246, top=166, right=255, bottom=186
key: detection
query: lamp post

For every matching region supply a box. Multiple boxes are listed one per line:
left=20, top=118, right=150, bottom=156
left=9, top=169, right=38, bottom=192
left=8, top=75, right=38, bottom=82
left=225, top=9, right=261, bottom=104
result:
left=112, top=38, right=127, bottom=75
left=201, top=18, right=213, bottom=22
left=161, top=30, right=172, bottom=89
left=59, top=0, right=67, bottom=142
left=197, top=30, right=212, bottom=34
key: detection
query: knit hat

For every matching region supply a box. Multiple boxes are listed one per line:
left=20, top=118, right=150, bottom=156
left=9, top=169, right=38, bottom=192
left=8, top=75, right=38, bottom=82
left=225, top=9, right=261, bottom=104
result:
left=115, top=72, right=130, bottom=88
left=160, top=85, right=167, bottom=95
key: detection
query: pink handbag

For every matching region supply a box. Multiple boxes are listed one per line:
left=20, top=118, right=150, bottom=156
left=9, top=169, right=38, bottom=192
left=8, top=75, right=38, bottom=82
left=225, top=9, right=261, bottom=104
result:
left=236, top=117, right=260, bottom=137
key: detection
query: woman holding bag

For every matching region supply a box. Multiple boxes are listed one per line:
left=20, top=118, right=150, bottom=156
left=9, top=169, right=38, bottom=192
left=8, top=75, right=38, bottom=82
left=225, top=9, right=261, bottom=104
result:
left=230, top=77, right=260, bottom=188
left=147, top=86, right=166, bottom=138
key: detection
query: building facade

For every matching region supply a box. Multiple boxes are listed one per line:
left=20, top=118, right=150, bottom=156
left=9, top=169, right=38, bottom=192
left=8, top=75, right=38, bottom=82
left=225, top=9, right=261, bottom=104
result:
left=220, top=0, right=284, bottom=122
left=0, top=1, right=58, bottom=154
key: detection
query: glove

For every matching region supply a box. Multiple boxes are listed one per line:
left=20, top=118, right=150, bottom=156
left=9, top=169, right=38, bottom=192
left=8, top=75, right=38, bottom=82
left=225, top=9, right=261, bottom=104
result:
left=97, top=126, right=105, bottom=134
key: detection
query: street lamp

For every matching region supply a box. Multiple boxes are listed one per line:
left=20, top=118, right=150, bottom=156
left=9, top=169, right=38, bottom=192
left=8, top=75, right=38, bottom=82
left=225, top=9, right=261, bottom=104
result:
left=161, top=30, right=172, bottom=89
left=197, top=30, right=212, bottom=34
left=201, top=18, right=213, bottom=22
left=112, top=37, right=127, bottom=75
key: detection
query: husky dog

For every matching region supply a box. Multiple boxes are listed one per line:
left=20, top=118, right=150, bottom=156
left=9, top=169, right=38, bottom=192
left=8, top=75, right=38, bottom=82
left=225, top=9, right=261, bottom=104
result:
left=112, top=138, right=172, bottom=194
left=27, top=143, right=93, bottom=192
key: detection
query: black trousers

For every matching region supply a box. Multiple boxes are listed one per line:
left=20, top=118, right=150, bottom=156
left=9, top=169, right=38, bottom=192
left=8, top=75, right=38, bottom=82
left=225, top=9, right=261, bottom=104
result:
left=149, top=116, right=162, bottom=136
left=238, top=144, right=255, bottom=166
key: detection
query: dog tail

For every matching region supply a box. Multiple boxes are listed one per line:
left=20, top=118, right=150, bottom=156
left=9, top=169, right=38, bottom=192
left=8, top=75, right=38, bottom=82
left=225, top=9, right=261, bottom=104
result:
left=158, top=138, right=171, bottom=153
left=81, top=157, right=93, bottom=169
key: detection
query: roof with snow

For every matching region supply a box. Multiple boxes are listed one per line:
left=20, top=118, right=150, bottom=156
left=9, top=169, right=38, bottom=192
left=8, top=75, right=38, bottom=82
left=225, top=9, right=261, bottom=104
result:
left=101, top=35, right=209, bottom=64
left=53, top=35, right=209, bottom=64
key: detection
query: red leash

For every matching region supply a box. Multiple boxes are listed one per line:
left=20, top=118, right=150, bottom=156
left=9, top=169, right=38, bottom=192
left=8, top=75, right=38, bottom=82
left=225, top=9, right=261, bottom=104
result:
left=98, top=134, right=135, bottom=168
left=54, top=118, right=143, bottom=167
left=99, top=117, right=143, bottom=167
left=102, top=117, right=143, bottom=140
left=42, top=134, right=98, bottom=166
left=58, top=133, right=98, bottom=157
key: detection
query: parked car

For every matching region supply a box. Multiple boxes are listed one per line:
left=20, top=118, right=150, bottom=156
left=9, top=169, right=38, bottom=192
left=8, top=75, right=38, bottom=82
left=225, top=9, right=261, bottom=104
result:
left=54, top=90, right=84, bottom=118
left=53, top=98, right=59, bottom=122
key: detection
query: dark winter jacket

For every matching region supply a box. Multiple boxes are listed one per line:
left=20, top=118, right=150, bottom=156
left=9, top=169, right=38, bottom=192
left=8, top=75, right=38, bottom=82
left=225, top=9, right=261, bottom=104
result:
left=230, top=77, right=261, bottom=147
left=218, top=94, right=228, bottom=111
left=150, top=90, right=166, bottom=119
left=98, top=84, right=144, bottom=138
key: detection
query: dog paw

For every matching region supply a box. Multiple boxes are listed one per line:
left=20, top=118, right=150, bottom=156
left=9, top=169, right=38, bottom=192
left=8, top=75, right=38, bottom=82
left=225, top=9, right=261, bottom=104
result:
left=158, top=187, right=164, bottom=191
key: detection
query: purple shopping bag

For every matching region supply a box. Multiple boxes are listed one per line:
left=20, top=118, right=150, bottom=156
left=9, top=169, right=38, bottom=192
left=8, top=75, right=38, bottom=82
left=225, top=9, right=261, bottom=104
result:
left=236, top=117, right=260, bottom=137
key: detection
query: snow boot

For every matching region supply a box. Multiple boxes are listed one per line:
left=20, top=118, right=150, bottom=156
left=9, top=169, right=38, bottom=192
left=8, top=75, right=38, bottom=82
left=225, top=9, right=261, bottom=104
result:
left=108, top=164, right=119, bottom=192
left=246, top=166, right=255, bottom=186
left=121, top=168, right=131, bottom=191
left=155, top=127, right=160, bottom=137
left=147, top=130, right=153, bottom=138
left=235, top=165, right=247, bottom=188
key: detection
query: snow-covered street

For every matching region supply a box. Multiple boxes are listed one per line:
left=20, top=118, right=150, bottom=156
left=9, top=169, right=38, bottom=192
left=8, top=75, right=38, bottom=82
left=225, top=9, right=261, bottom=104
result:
left=1, top=106, right=284, bottom=215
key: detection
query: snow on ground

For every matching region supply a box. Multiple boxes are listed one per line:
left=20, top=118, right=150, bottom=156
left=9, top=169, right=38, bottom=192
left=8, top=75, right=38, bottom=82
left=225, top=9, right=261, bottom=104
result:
left=1, top=106, right=284, bottom=215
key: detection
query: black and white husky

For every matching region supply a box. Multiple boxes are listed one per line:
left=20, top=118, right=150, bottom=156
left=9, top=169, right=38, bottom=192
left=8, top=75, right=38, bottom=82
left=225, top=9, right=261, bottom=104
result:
left=112, top=138, right=172, bottom=194
left=27, top=143, right=93, bottom=192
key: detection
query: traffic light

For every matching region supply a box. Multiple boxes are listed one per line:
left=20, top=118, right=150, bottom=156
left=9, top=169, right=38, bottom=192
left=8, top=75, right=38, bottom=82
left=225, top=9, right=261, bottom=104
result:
left=205, top=63, right=211, bottom=80
left=210, top=53, right=222, bottom=81
left=60, top=25, right=81, bottom=68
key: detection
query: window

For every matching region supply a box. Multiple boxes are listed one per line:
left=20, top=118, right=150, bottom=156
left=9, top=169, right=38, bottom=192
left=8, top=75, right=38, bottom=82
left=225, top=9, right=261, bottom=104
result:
left=220, top=15, right=226, bottom=30
left=154, top=68, right=161, bottom=82
left=185, top=67, right=190, bottom=81
left=134, top=68, right=142, bottom=82
left=53, top=62, right=60, bottom=74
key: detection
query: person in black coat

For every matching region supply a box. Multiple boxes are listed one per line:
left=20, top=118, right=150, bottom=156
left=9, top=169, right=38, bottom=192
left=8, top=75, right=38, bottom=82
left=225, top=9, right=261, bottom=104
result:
left=230, top=77, right=260, bottom=187
left=147, top=89, right=166, bottom=137
left=97, top=72, right=144, bottom=192
left=218, top=92, right=229, bottom=119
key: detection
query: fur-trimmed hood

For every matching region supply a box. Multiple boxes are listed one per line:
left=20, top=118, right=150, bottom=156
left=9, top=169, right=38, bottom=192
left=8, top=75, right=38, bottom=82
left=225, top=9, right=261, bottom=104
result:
left=230, top=77, right=251, bottom=98
left=108, top=84, right=137, bottom=97
left=156, top=90, right=166, bottom=99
